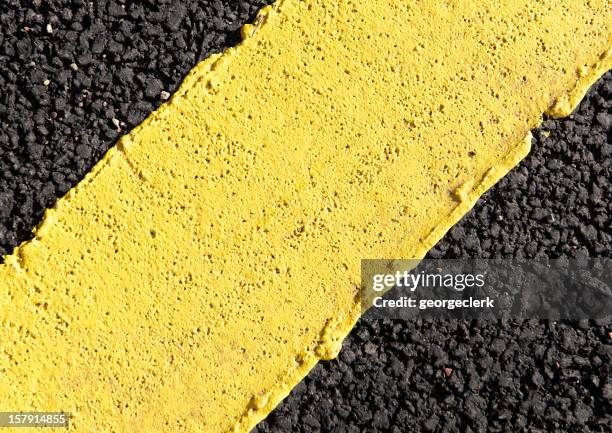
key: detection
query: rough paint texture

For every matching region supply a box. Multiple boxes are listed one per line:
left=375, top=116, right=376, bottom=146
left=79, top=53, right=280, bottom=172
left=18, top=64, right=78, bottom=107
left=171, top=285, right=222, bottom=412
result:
left=0, top=1, right=610, bottom=433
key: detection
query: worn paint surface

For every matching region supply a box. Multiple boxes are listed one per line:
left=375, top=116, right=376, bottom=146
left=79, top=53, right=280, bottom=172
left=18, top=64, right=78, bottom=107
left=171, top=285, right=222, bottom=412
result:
left=0, top=1, right=610, bottom=432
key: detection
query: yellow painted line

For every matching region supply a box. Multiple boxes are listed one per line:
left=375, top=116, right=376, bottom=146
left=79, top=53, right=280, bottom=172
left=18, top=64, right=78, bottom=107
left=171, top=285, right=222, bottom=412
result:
left=1, top=1, right=610, bottom=432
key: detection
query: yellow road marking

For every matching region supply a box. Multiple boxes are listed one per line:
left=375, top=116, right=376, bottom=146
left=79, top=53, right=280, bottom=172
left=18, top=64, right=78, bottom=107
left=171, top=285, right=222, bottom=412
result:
left=1, top=1, right=610, bottom=432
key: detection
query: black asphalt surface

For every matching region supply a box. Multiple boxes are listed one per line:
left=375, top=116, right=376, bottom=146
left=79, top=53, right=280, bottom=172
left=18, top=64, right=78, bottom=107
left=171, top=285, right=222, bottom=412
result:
left=0, top=1, right=610, bottom=432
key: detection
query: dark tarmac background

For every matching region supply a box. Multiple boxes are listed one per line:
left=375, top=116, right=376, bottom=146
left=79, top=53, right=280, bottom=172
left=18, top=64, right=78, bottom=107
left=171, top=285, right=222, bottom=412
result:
left=0, top=1, right=610, bottom=432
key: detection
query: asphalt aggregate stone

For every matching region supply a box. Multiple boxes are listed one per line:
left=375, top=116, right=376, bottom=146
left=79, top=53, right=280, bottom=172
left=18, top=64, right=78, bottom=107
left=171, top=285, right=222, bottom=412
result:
left=0, top=1, right=610, bottom=432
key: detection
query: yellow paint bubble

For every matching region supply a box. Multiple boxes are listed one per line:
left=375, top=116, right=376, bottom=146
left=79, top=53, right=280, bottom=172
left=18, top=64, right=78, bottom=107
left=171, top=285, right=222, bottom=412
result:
left=1, top=1, right=610, bottom=433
